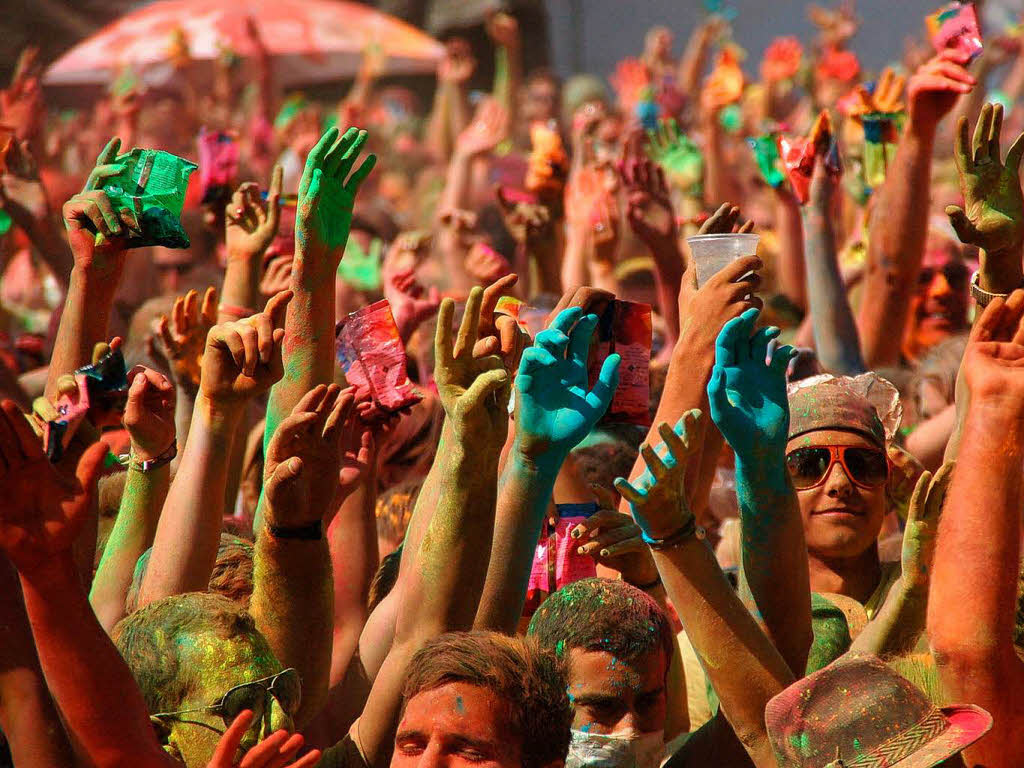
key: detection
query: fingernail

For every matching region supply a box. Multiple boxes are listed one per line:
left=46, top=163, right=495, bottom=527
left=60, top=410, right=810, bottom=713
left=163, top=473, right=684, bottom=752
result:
left=577, top=547, right=586, bottom=555
left=600, top=550, right=610, bottom=557
left=571, top=529, right=580, bottom=538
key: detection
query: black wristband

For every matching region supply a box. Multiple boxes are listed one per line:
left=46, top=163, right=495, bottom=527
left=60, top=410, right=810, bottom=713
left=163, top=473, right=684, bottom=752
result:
left=267, top=520, right=323, bottom=541
left=629, top=574, right=663, bottom=591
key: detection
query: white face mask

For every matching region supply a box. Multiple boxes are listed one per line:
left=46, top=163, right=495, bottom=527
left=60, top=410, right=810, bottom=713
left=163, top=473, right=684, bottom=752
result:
left=565, top=729, right=665, bottom=768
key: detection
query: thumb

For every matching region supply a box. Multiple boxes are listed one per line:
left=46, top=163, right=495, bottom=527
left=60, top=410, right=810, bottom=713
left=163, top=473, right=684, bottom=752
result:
left=463, top=368, right=510, bottom=407
left=267, top=457, right=304, bottom=499
left=707, top=367, right=730, bottom=425
left=945, top=205, right=976, bottom=245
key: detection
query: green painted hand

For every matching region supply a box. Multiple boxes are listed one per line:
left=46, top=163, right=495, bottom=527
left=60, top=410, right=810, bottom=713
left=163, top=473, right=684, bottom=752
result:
left=707, top=308, right=796, bottom=462
left=614, top=410, right=701, bottom=540
left=900, top=462, right=954, bottom=593
left=296, top=127, right=377, bottom=264
left=946, top=103, right=1024, bottom=261
left=647, top=118, right=703, bottom=194
left=513, top=307, right=620, bottom=473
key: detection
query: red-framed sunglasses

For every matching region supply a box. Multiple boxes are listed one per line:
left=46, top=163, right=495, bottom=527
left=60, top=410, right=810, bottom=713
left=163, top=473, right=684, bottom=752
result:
left=785, top=445, right=889, bottom=491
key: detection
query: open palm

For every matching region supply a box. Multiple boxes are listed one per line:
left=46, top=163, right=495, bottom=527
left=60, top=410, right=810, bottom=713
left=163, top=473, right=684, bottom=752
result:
left=707, top=308, right=795, bottom=460
left=514, top=307, right=620, bottom=470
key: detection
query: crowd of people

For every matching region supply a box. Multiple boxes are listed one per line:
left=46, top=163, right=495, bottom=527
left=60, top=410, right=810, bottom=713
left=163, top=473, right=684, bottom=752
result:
left=2, top=2, right=1024, bottom=766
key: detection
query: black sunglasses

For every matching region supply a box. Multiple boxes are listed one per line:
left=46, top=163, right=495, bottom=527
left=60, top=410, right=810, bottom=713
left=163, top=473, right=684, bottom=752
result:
left=151, top=668, right=301, bottom=729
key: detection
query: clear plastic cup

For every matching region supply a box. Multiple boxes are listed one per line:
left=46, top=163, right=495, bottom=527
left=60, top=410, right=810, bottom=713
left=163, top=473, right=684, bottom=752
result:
left=686, top=233, right=760, bottom=287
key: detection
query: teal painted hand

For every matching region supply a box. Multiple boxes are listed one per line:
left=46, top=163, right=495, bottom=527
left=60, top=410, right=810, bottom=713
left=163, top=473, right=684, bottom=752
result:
left=615, top=410, right=701, bottom=540
left=513, top=307, right=620, bottom=472
left=707, top=308, right=796, bottom=462
left=296, top=127, right=377, bottom=264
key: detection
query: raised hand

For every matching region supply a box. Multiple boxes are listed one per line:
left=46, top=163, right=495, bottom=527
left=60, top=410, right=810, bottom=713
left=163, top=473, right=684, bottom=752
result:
left=383, top=265, right=439, bottom=341
left=123, top=366, right=175, bottom=462
left=465, top=241, right=512, bottom=284
left=438, top=37, right=476, bottom=84
left=200, top=290, right=291, bottom=404
left=571, top=486, right=657, bottom=585
left=455, top=98, right=508, bottom=159
left=225, top=167, right=283, bottom=262
left=486, top=11, right=520, bottom=49
left=646, top=118, right=703, bottom=194
left=962, top=289, right=1024, bottom=415
left=495, top=186, right=552, bottom=246
left=434, top=287, right=511, bottom=441
left=707, top=308, right=796, bottom=462
left=513, top=306, right=620, bottom=471
left=264, top=384, right=354, bottom=527
left=946, top=103, right=1024, bottom=288
left=1, top=138, right=47, bottom=220
left=206, top=709, right=321, bottom=768
left=906, top=49, right=975, bottom=130
left=152, top=286, right=218, bottom=395
left=614, top=410, right=701, bottom=540
left=900, top=462, right=954, bottom=593
left=0, top=399, right=107, bottom=573
left=296, top=127, right=376, bottom=263
left=621, top=130, right=679, bottom=254
left=699, top=201, right=755, bottom=235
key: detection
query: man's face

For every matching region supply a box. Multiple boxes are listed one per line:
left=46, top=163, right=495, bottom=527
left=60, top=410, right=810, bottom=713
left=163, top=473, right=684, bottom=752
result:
left=904, top=242, right=970, bottom=360
left=789, top=429, right=888, bottom=561
left=164, top=629, right=293, bottom=766
left=523, top=79, right=559, bottom=125
left=566, top=648, right=667, bottom=736
left=392, top=682, right=523, bottom=768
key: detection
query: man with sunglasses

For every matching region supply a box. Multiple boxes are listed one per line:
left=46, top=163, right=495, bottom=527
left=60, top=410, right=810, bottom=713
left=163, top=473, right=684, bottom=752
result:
left=785, top=376, right=897, bottom=619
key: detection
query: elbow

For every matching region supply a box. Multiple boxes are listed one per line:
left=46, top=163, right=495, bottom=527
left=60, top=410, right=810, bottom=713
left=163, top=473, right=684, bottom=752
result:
left=929, top=635, right=1006, bottom=680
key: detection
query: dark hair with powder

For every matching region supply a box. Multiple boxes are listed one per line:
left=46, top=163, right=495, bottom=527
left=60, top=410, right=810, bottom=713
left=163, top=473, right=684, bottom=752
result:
left=113, top=592, right=269, bottom=714
left=402, top=631, right=572, bottom=768
left=368, top=543, right=403, bottom=612
left=527, top=577, right=674, bottom=665
left=124, top=534, right=254, bottom=615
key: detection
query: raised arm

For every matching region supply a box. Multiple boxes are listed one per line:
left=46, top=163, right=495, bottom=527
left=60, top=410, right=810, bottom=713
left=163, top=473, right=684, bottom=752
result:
left=802, top=148, right=865, bottom=375
left=0, top=401, right=174, bottom=768
left=352, top=287, right=511, bottom=767
left=252, top=384, right=354, bottom=727
left=475, top=303, right=620, bottom=633
left=708, top=309, right=811, bottom=677
left=615, top=410, right=793, bottom=767
left=264, top=127, right=375, bottom=446
left=46, top=138, right=129, bottom=402
left=138, top=291, right=290, bottom=607
left=851, top=464, right=952, bottom=657
left=89, top=366, right=176, bottom=633
left=928, top=292, right=1024, bottom=767
left=858, top=50, right=974, bottom=367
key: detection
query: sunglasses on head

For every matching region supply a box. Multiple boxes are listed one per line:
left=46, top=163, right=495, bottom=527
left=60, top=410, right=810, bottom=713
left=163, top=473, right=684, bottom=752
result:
left=785, top=445, right=889, bottom=491
left=151, top=668, right=301, bottom=729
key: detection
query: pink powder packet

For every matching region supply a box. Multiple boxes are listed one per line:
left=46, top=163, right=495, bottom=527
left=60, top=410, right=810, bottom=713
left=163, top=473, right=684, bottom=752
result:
left=524, top=502, right=599, bottom=616
left=927, top=2, right=983, bottom=63
left=266, top=199, right=297, bottom=259
left=197, top=128, right=239, bottom=203
left=589, top=301, right=652, bottom=426
left=335, top=300, right=421, bottom=416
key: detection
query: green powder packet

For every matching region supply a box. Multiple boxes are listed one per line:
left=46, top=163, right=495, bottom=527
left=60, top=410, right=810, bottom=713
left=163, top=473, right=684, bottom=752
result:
left=98, top=148, right=197, bottom=249
left=748, top=134, right=785, bottom=188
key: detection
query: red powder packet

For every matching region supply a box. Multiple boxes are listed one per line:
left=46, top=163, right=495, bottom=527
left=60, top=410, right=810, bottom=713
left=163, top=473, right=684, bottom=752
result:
left=927, top=2, right=983, bottom=63
left=335, top=300, right=421, bottom=417
left=589, top=300, right=652, bottom=426
left=524, top=502, right=599, bottom=617
left=777, top=111, right=834, bottom=204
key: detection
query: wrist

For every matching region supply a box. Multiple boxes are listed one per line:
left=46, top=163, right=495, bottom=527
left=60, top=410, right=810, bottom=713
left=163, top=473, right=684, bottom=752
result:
left=194, top=392, right=245, bottom=430
left=509, top=436, right=562, bottom=478
left=905, top=116, right=938, bottom=145
left=979, top=247, right=1024, bottom=293
left=128, top=438, right=176, bottom=464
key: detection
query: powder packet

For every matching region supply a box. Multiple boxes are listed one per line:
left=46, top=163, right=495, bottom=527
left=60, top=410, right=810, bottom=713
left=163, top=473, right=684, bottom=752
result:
left=704, top=48, right=745, bottom=109
left=524, top=501, right=599, bottom=617
left=777, top=111, right=836, bottom=204
left=748, top=133, right=786, bottom=188
left=197, top=128, right=239, bottom=204
left=589, top=300, right=652, bottom=427
left=97, top=148, right=197, bottom=249
left=861, top=113, right=901, bottom=188
left=495, top=295, right=530, bottom=332
left=525, top=122, right=569, bottom=194
left=927, top=2, right=983, bottom=63
left=335, top=300, right=421, bottom=418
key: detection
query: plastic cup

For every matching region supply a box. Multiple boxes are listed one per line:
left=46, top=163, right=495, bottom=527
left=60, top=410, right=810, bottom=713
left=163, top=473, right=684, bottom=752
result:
left=686, top=233, right=760, bottom=287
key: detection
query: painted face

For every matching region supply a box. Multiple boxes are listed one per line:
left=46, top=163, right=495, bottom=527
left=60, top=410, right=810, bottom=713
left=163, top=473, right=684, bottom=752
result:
left=788, top=429, right=887, bottom=560
left=904, top=242, right=970, bottom=360
left=566, top=648, right=667, bottom=736
left=163, top=629, right=292, bottom=767
left=392, top=682, right=522, bottom=768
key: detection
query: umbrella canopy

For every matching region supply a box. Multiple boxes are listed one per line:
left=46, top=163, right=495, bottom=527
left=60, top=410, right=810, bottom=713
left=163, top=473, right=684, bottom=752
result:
left=45, top=0, right=444, bottom=88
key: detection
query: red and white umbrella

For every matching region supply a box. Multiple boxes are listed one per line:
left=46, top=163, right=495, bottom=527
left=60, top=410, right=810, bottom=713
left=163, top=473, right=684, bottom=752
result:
left=45, top=0, right=444, bottom=88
